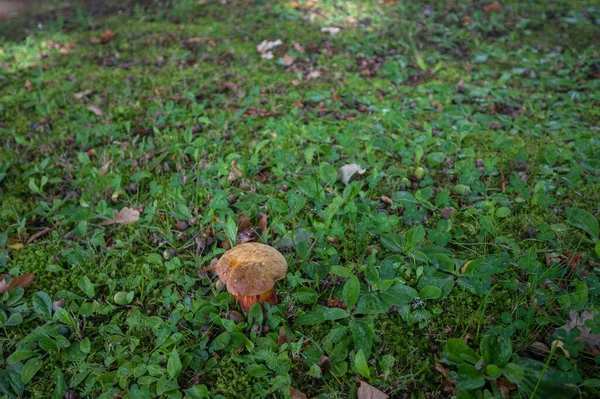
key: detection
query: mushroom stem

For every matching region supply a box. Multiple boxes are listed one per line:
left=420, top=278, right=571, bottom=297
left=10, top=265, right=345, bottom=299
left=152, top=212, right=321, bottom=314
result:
left=237, top=289, right=277, bottom=314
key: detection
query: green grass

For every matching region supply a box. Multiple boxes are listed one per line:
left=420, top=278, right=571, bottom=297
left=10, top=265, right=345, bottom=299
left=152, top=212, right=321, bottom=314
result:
left=1, top=0, right=599, bottom=398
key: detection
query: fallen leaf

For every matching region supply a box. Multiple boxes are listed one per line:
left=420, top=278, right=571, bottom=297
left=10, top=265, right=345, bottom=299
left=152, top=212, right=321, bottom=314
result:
left=461, top=260, right=473, bottom=274
left=289, top=1, right=300, bottom=9
left=74, top=89, right=93, bottom=100
left=8, top=242, right=24, bottom=250
left=380, top=196, right=393, bottom=206
left=290, top=387, right=307, bottom=399
left=551, top=340, right=570, bottom=358
left=236, top=214, right=258, bottom=244
left=357, top=381, right=388, bottom=399
left=0, top=273, right=36, bottom=294
left=282, top=54, right=294, bottom=66
left=99, top=160, right=112, bottom=175
left=292, top=41, right=305, bottom=53
left=99, top=207, right=141, bottom=226
left=220, top=81, right=237, bottom=91
left=338, top=163, right=366, bottom=185
left=228, top=161, right=243, bottom=183
left=435, top=363, right=456, bottom=394
left=257, top=39, right=282, bottom=55
left=243, top=108, right=274, bottom=117
left=86, top=105, right=103, bottom=117
left=483, top=2, right=503, bottom=12
left=258, top=213, right=268, bottom=234
left=495, top=376, right=517, bottom=398
left=278, top=326, right=287, bottom=346
left=321, top=27, right=341, bottom=36
left=25, top=80, right=33, bottom=92
left=100, top=30, right=115, bottom=44
left=328, top=297, right=347, bottom=310
left=559, top=311, right=600, bottom=352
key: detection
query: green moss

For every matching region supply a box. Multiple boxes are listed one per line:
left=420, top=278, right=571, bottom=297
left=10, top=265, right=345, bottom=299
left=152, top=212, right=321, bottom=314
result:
left=203, top=356, right=253, bottom=398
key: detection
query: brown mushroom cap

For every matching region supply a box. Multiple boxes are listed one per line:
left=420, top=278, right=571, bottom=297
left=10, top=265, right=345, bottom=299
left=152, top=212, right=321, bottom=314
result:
left=215, top=243, right=287, bottom=297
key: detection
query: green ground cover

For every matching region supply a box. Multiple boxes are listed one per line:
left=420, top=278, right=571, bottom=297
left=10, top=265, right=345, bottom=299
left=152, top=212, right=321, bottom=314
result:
left=0, top=0, right=599, bottom=398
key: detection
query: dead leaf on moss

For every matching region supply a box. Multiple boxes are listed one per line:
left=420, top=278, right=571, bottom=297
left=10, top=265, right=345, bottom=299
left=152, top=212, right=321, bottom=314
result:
left=228, top=161, right=243, bottom=182
left=357, top=381, right=388, bottom=399
left=0, top=273, right=36, bottom=294
left=559, top=311, right=600, bottom=352
left=483, top=2, right=503, bottom=12
left=338, top=163, right=366, bottom=185
left=290, top=387, right=307, bottom=399
left=435, top=363, right=456, bottom=394
left=86, top=104, right=103, bottom=117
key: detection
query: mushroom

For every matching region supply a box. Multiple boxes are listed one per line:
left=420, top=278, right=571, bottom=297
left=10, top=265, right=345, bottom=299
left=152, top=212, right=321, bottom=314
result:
left=214, top=243, right=287, bottom=313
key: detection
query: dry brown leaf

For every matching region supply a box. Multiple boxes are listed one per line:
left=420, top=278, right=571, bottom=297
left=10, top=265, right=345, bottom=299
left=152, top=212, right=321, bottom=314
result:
left=559, top=311, right=600, bottom=352
left=290, top=387, right=307, bottom=399
left=495, top=377, right=517, bottom=398
left=74, top=89, right=93, bottom=100
left=282, top=54, right=294, bottom=66
left=380, top=196, right=393, bottom=206
left=228, top=161, right=243, bottom=183
left=0, top=273, right=36, bottom=294
left=483, top=2, right=503, bottom=12
left=436, top=363, right=456, bottom=394
left=278, top=326, right=287, bottom=346
left=236, top=214, right=258, bottom=244
left=289, top=1, right=300, bottom=9
left=357, top=381, right=388, bottom=399
left=86, top=105, right=103, bottom=117
left=113, top=207, right=140, bottom=224
left=258, top=213, right=268, bottom=234
left=99, top=160, right=112, bottom=175
left=100, top=30, right=115, bottom=44
left=338, top=163, right=366, bottom=185
left=292, top=41, right=305, bottom=53
left=220, top=81, right=237, bottom=91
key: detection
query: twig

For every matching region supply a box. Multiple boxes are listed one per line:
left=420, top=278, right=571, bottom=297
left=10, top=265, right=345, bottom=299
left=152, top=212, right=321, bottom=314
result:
left=26, top=222, right=60, bottom=244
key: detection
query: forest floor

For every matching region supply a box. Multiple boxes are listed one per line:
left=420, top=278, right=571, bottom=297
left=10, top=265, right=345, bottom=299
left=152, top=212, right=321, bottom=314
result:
left=0, top=1, right=599, bottom=398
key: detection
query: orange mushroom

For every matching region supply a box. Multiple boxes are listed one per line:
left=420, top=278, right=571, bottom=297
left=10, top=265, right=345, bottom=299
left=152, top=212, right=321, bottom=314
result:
left=214, top=243, right=287, bottom=314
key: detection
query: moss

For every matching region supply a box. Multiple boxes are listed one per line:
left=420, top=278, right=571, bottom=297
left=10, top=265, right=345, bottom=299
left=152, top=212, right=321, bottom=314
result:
left=203, top=356, right=253, bottom=398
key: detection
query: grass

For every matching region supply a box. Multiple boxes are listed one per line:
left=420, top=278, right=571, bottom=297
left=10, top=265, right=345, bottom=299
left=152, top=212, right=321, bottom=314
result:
left=0, top=0, right=599, bottom=398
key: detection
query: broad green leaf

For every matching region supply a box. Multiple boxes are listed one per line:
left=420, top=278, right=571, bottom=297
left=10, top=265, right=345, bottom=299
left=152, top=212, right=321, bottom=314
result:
left=323, top=308, right=349, bottom=321
left=452, top=364, right=485, bottom=390
left=380, top=284, right=418, bottom=306
left=21, top=357, right=42, bottom=384
left=502, top=362, right=524, bottom=383
left=566, top=207, right=599, bottom=239
left=480, top=334, right=512, bottom=366
left=355, top=293, right=389, bottom=315
left=419, top=286, right=441, bottom=300
left=485, top=364, right=502, bottom=379
left=77, top=276, right=95, bottom=299
left=514, top=357, right=577, bottom=399
left=354, top=349, right=370, bottom=379
left=349, top=317, right=374, bottom=359
left=211, top=332, right=231, bottom=351
left=53, top=370, right=67, bottom=399
left=32, top=292, right=52, bottom=318
left=296, top=307, right=327, bottom=325
left=342, top=275, right=360, bottom=310
left=445, top=338, right=481, bottom=364
left=167, top=350, right=182, bottom=379
left=7, top=349, right=38, bottom=365
left=292, top=287, right=318, bottom=304
left=496, top=207, right=511, bottom=218
left=4, top=312, right=23, bottom=326
left=80, top=337, right=91, bottom=354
